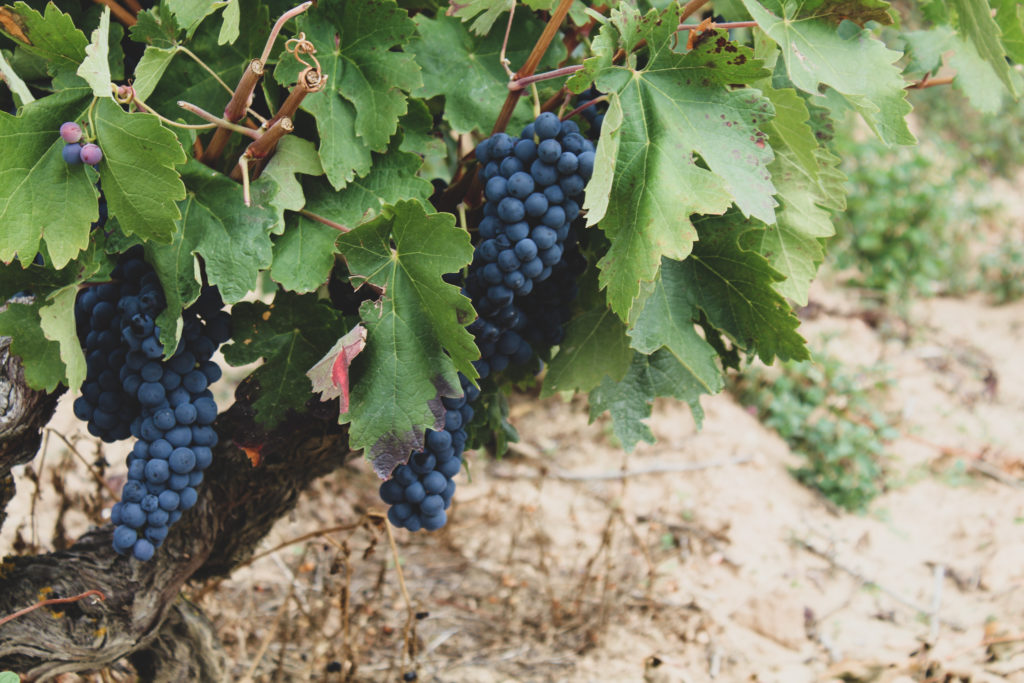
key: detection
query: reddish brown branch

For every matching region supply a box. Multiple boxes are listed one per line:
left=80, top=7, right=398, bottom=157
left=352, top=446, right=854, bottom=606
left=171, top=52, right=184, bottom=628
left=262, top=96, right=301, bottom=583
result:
left=89, top=0, right=136, bottom=26
left=905, top=74, right=955, bottom=89
left=509, top=64, right=584, bottom=91
left=491, top=0, right=575, bottom=135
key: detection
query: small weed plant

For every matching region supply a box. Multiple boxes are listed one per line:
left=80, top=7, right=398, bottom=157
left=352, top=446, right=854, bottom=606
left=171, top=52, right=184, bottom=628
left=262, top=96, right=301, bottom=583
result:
left=978, top=240, right=1024, bottom=304
left=729, top=353, right=898, bottom=512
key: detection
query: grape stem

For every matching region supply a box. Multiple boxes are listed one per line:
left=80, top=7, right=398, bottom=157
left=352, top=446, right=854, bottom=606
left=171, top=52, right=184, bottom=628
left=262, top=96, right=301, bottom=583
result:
left=298, top=210, right=351, bottom=233
left=175, top=46, right=267, bottom=124
left=497, top=2, right=517, bottom=79
left=508, top=64, right=585, bottom=91
left=679, top=0, right=711, bottom=22
left=0, top=590, right=106, bottom=628
left=562, top=94, right=607, bottom=121
left=178, top=100, right=261, bottom=138
left=905, top=74, right=955, bottom=89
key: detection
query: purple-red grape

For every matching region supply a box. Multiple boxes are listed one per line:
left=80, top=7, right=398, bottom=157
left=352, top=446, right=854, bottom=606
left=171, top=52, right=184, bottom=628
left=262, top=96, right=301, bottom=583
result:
left=80, top=143, right=103, bottom=166
left=60, top=121, right=82, bottom=143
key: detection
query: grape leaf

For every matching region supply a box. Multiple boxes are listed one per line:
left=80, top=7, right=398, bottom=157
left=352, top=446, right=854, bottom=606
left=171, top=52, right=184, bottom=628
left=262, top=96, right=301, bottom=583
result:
left=166, top=0, right=225, bottom=38
left=222, top=292, right=349, bottom=428
left=39, top=284, right=86, bottom=391
left=273, top=0, right=420, bottom=189
left=219, top=0, right=240, bottom=44
left=448, top=0, right=514, bottom=35
left=259, top=136, right=323, bottom=216
left=589, top=348, right=715, bottom=451
left=177, top=161, right=279, bottom=304
left=627, top=260, right=725, bottom=405
left=0, top=49, right=33, bottom=106
left=0, top=87, right=99, bottom=269
left=994, top=0, right=1024, bottom=64
left=409, top=12, right=566, bottom=134
left=743, top=0, right=915, bottom=145
left=335, top=200, right=476, bottom=463
left=0, top=299, right=65, bottom=391
left=76, top=6, right=111, bottom=98
left=93, top=98, right=188, bottom=244
left=584, top=7, right=776, bottom=319
left=301, top=143, right=433, bottom=228
left=947, top=0, right=1018, bottom=96
left=144, top=216, right=201, bottom=352
left=307, top=324, right=368, bottom=413
left=129, top=4, right=181, bottom=48
left=269, top=214, right=339, bottom=293
left=0, top=2, right=88, bottom=77
left=677, top=213, right=808, bottom=363
left=903, top=26, right=1007, bottom=113
left=133, top=47, right=177, bottom=101
left=541, top=275, right=633, bottom=397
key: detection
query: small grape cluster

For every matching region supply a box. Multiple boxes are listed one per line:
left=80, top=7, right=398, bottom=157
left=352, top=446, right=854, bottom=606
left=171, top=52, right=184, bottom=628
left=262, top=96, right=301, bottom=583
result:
left=576, top=87, right=607, bottom=136
left=73, top=251, right=230, bottom=560
left=464, top=112, right=595, bottom=376
left=59, top=121, right=103, bottom=166
left=379, top=375, right=478, bottom=531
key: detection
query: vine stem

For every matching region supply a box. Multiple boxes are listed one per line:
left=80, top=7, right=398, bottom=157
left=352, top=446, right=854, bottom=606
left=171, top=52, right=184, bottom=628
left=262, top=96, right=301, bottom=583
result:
left=509, top=64, right=584, bottom=91
left=491, top=0, right=575, bottom=135
left=90, top=0, right=135, bottom=27
left=677, top=20, right=758, bottom=31
left=260, top=1, right=313, bottom=65
left=0, top=590, right=106, bottom=627
left=679, top=0, right=711, bottom=23
left=905, top=74, right=955, bottom=89
left=561, top=94, right=607, bottom=121
left=299, top=209, right=351, bottom=233
left=178, top=100, right=261, bottom=138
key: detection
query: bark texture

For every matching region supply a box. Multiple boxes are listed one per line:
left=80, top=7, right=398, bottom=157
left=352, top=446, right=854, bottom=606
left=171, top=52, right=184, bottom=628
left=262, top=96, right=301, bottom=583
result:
left=0, top=341, right=356, bottom=681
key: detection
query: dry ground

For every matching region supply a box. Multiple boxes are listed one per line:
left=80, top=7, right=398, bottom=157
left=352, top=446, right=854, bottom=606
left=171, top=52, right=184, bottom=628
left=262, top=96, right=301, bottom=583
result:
left=3, top=283, right=1023, bottom=683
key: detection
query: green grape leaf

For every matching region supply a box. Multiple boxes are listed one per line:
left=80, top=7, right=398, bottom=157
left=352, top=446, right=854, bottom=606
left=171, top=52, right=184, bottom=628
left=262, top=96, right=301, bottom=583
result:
left=409, top=12, right=566, bottom=134
left=129, top=4, right=181, bottom=48
left=743, top=0, right=915, bottom=145
left=301, top=142, right=433, bottom=229
left=585, top=7, right=776, bottom=319
left=399, top=99, right=449, bottom=180
left=274, top=0, right=420, bottom=189
left=904, top=26, right=1008, bottom=112
left=541, top=284, right=633, bottom=397
left=0, top=2, right=88, bottom=76
left=219, top=0, right=240, bottom=44
left=947, top=0, right=1018, bottom=96
left=144, top=219, right=201, bottom=352
left=76, top=6, right=111, bottom=98
left=448, top=0, right=514, bottom=35
left=994, top=0, right=1024, bottom=64
left=627, top=261, right=725, bottom=404
left=589, top=348, right=717, bottom=451
left=0, top=87, right=99, bottom=269
left=0, top=299, right=65, bottom=391
left=167, top=0, right=224, bottom=38
left=93, top=98, right=188, bottom=243
left=270, top=214, right=339, bottom=293
left=223, top=292, right=349, bottom=428
left=677, top=213, right=808, bottom=363
left=177, top=161, right=280, bottom=305
left=133, top=46, right=177, bottom=101
left=39, top=284, right=86, bottom=391
left=335, top=200, right=476, bottom=463
left=259, top=136, right=324, bottom=216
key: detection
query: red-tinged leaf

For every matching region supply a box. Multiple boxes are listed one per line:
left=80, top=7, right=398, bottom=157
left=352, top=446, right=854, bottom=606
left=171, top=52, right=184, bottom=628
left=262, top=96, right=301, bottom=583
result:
left=308, top=324, right=368, bottom=414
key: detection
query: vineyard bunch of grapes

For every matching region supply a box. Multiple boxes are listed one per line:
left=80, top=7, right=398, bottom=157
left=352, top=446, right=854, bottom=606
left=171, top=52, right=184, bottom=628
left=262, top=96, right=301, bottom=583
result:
left=0, top=0, right=1020, bottom=675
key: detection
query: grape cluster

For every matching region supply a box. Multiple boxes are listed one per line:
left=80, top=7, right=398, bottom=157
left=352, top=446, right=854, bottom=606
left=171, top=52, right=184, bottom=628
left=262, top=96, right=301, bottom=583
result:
left=60, top=121, right=103, bottom=166
left=379, top=375, right=479, bottom=531
left=73, top=251, right=230, bottom=560
left=576, top=87, right=607, bottom=136
left=464, top=112, right=595, bottom=376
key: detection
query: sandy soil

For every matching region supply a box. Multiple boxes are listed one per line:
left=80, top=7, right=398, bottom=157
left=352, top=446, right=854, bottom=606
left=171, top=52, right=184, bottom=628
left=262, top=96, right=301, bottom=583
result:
left=2, top=286, right=1024, bottom=683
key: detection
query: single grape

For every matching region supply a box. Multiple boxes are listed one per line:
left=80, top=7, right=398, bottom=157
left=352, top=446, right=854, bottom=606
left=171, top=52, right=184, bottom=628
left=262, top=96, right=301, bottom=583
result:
left=79, top=143, right=103, bottom=166
left=60, top=121, right=83, bottom=143
left=62, top=143, right=83, bottom=164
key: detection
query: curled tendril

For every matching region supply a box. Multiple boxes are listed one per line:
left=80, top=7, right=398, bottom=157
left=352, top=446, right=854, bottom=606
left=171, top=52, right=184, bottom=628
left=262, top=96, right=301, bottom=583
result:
left=285, top=32, right=322, bottom=79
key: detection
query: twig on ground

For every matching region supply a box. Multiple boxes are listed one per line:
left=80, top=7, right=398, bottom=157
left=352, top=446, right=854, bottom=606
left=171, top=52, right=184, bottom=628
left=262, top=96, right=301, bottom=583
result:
left=796, top=538, right=965, bottom=631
